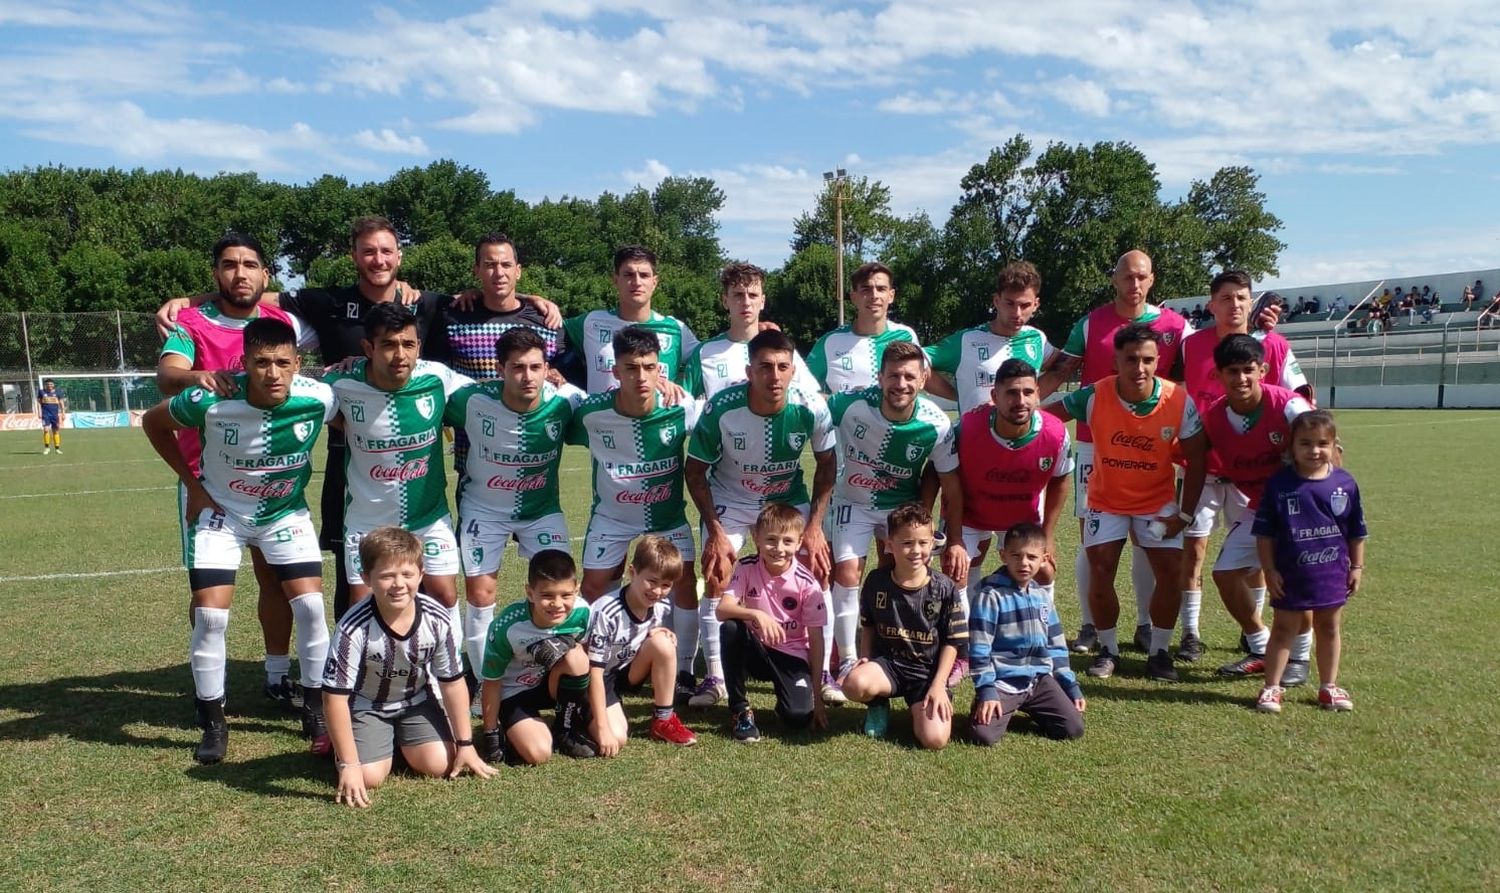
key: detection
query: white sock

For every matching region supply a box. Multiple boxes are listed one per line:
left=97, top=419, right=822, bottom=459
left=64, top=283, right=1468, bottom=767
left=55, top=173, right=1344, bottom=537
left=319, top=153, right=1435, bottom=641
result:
left=1247, top=627, right=1271, bottom=655
left=832, top=584, right=860, bottom=670
left=1179, top=589, right=1202, bottom=636
left=264, top=653, right=291, bottom=686
left=699, top=598, right=723, bottom=679
left=1131, top=547, right=1154, bottom=624
left=1074, top=548, right=1094, bottom=625
left=1150, top=625, right=1174, bottom=654
left=190, top=607, right=230, bottom=701
left=464, top=603, right=495, bottom=679
left=288, top=593, right=330, bottom=690
left=673, top=602, right=700, bottom=675
left=1098, top=626, right=1119, bottom=655
left=1250, top=587, right=1267, bottom=618
left=1291, top=630, right=1313, bottom=662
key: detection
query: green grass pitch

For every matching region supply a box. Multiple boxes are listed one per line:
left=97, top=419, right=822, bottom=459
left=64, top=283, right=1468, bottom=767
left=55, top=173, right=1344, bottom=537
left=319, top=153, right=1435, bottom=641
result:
left=1, top=411, right=1497, bottom=892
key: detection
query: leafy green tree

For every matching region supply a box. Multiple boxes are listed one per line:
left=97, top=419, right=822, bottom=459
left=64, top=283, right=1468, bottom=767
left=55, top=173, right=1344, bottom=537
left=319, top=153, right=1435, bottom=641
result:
left=381, top=160, right=491, bottom=246
left=1185, top=166, right=1285, bottom=278
left=401, top=235, right=473, bottom=295
left=58, top=242, right=131, bottom=312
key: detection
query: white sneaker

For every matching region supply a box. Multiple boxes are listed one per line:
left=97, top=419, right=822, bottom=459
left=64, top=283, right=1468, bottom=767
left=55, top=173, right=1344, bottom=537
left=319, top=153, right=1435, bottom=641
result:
left=43, top=447, right=50, bottom=455
left=821, top=671, right=847, bottom=705
left=687, top=675, right=726, bottom=708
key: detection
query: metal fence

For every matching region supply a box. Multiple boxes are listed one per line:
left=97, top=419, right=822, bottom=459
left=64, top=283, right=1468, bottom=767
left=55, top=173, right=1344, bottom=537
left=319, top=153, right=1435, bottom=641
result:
left=1290, top=320, right=1500, bottom=404
left=0, top=311, right=163, bottom=413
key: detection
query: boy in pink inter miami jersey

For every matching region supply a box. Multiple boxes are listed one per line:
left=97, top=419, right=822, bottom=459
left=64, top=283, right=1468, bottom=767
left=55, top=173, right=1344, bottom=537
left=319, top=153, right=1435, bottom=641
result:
left=955, top=359, right=1071, bottom=599
left=715, top=503, right=829, bottom=743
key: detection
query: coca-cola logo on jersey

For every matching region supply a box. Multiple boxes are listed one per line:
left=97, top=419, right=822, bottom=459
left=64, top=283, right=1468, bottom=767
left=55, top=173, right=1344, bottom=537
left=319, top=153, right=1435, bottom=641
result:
left=847, top=473, right=898, bottom=491
left=1230, top=453, right=1281, bottom=471
left=1110, top=431, right=1155, bottom=452
left=985, top=468, right=1037, bottom=484
left=617, top=483, right=673, bottom=504
left=229, top=478, right=295, bottom=498
left=488, top=475, right=547, bottom=492
left=1298, top=547, right=1341, bottom=566
left=742, top=478, right=793, bottom=496
left=371, top=457, right=430, bottom=483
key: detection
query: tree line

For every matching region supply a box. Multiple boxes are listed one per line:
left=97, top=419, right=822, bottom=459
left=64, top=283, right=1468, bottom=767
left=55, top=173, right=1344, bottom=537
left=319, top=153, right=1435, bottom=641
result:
left=0, top=135, right=1283, bottom=346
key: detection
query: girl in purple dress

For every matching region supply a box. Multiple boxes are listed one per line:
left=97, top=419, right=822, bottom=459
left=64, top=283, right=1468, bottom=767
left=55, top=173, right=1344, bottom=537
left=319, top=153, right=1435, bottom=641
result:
left=1251, top=411, right=1367, bottom=713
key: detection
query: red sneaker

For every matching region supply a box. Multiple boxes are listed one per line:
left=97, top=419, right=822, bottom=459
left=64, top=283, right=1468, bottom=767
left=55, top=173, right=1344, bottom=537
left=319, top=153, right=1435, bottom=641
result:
left=650, top=713, right=697, bottom=746
left=1318, top=685, right=1354, bottom=712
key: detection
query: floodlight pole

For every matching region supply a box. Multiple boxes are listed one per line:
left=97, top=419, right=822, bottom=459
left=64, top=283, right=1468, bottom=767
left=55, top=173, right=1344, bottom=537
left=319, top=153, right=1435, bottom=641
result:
left=824, top=169, right=849, bottom=328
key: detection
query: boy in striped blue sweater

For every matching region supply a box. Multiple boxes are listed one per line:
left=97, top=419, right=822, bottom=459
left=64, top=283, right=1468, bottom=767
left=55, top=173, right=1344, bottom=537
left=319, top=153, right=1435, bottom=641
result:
left=967, top=523, right=1086, bottom=745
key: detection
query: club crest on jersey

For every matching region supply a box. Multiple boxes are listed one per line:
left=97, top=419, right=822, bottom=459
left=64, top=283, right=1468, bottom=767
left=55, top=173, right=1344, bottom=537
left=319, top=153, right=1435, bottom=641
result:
left=1162, top=330, right=1178, bottom=346
left=1269, top=431, right=1285, bottom=446
left=659, top=425, right=675, bottom=445
left=923, top=599, right=940, bottom=618
left=545, top=420, right=561, bottom=441
left=293, top=421, right=314, bottom=442
left=1040, top=456, right=1054, bottom=471
left=905, top=443, right=923, bottom=462
left=1160, top=426, right=1175, bottom=441
left=1329, top=487, right=1349, bottom=516
left=415, top=394, right=436, bottom=420
left=787, top=431, right=805, bottom=450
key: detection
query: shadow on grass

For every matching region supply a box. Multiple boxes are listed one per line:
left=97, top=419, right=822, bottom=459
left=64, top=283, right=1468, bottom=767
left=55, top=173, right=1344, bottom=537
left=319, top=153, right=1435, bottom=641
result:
left=0, top=658, right=336, bottom=796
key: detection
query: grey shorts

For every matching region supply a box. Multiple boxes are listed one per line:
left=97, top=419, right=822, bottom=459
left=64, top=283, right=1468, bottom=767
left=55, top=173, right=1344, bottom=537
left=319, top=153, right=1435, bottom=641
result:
left=351, top=697, right=451, bottom=763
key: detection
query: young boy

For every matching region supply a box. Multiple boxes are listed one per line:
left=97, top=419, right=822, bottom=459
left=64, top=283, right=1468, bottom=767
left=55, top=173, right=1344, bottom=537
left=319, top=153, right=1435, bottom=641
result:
left=584, top=535, right=698, bottom=755
left=841, top=503, right=968, bottom=750
left=321, top=527, right=496, bottom=808
left=715, top=503, right=830, bottom=743
left=967, top=524, right=1086, bottom=745
left=479, top=549, right=595, bottom=765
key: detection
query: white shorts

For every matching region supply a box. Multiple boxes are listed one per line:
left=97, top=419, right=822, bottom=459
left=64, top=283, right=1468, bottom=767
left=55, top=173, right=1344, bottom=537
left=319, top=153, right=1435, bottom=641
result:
left=344, top=516, right=460, bottom=584
left=1082, top=502, right=1182, bottom=549
left=583, top=516, right=696, bottom=571
left=830, top=502, right=889, bottom=564
left=186, top=506, right=321, bottom=573
left=1072, top=442, right=1095, bottom=519
left=459, top=512, right=570, bottom=577
left=1212, top=494, right=1260, bottom=572
left=962, top=525, right=1003, bottom=560
left=706, top=501, right=811, bottom=556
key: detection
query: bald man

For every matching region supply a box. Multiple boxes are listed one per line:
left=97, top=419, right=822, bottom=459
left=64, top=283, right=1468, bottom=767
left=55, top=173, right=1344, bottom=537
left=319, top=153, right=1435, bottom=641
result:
left=1040, top=251, right=1190, bottom=656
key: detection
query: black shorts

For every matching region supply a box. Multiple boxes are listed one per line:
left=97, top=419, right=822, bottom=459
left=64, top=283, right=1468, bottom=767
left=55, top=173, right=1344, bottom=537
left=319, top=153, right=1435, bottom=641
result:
left=318, top=435, right=347, bottom=551
left=871, top=657, right=938, bottom=704
left=499, top=684, right=556, bottom=730
left=601, top=661, right=650, bottom=708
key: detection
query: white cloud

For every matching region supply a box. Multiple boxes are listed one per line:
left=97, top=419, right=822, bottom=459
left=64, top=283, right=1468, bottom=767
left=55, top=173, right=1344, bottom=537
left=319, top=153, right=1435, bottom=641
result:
left=352, top=129, right=431, bottom=155
left=1042, top=76, right=1111, bottom=118
left=623, top=159, right=672, bottom=188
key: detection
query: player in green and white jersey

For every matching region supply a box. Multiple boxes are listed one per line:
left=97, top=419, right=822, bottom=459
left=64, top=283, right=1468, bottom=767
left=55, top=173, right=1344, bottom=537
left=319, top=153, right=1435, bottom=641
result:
left=806, top=261, right=921, bottom=396
left=923, top=261, right=1057, bottom=414
left=325, top=304, right=474, bottom=648
left=562, top=245, right=699, bottom=395
left=825, top=340, right=967, bottom=689
left=142, top=318, right=337, bottom=764
left=685, top=329, right=837, bottom=705
left=679, top=262, right=821, bottom=400
left=445, top=327, right=584, bottom=685
left=566, top=326, right=701, bottom=611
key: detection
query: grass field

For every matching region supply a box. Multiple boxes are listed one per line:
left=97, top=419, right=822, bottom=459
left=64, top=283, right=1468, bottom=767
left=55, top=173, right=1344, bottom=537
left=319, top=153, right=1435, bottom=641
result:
left=1, top=411, right=1498, bottom=892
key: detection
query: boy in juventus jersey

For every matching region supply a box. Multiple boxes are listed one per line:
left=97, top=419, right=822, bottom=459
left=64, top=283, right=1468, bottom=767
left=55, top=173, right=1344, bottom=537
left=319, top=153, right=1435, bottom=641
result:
left=142, top=319, right=337, bottom=764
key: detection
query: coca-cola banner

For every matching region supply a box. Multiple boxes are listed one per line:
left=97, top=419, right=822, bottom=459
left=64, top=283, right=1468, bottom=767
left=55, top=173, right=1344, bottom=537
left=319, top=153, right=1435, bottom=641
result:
left=0, top=411, right=145, bottom=430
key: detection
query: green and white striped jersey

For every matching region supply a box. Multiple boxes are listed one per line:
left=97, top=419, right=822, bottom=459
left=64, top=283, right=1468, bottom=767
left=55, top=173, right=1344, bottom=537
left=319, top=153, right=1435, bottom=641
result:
left=445, top=380, right=585, bottom=523
left=828, top=387, right=958, bottom=511
left=678, top=331, right=822, bottom=400
left=565, top=391, right=703, bottom=532
left=924, top=324, right=1056, bottom=414
left=481, top=601, right=592, bottom=693
left=326, top=359, right=474, bottom=531
left=562, top=309, right=699, bottom=394
left=688, top=382, right=836, bottom=511
left=806, top=321, right=920, bottom=395
left=167, top=374, right=335, bottom=527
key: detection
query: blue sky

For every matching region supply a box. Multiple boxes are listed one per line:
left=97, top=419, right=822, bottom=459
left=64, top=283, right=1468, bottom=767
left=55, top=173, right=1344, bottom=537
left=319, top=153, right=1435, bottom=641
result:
left=3, top=0, right=1499, bottom=291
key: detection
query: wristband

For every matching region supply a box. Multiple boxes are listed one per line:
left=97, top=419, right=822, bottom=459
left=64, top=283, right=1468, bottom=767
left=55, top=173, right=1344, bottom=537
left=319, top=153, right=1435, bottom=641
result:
left=1349, top=565, right=1363, bottom=570
left=336, top=760, right=352, bottom=771
left=454, top=738, right=474, bottom=748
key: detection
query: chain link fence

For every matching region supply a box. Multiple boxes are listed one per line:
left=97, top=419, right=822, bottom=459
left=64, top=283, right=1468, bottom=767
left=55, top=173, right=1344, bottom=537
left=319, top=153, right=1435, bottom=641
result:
left=1, top=311, right=164, bottom=414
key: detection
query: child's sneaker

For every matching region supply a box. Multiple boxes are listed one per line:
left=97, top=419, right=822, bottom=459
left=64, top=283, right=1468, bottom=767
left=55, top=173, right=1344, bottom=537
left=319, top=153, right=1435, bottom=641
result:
left=649, top=713, right=697, bottom=746
left=731, top=708, right=761, bottom=743
left=687, top=675, right=726, bottom=708
left=946, top=657, right=969, bottom=689
left=821, top=671, right=847, bottom=705
left=1318, top=685, right=1354, bottom=712
left=1255, top=685, right=1284, bottom=713
left=863, top=697, right=890, bottom=738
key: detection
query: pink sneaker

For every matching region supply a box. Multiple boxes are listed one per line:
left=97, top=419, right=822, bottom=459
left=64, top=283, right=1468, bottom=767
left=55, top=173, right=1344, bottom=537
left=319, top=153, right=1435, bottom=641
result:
left=946, top=658, right=969, bottom=689
left=1318, top=685, right=1353, bottom=712
left=1255, top=686, right=1284, bottom=714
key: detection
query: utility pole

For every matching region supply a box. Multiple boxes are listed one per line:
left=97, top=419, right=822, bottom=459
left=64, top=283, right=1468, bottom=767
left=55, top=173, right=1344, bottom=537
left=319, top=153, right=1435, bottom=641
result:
left=823, top=168, right=848, bottom=327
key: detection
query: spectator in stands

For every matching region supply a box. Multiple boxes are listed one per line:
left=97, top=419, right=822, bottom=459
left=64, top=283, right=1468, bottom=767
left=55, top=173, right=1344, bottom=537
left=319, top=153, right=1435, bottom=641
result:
left=1365, top=303, right=1385, bottom=335
left=1475, top=280, right=1486, bottom=306
left=1422, top=286, right=1435, bottom=306
left=1398, top=292, right=1416, bottom=326
left=1463, top=286, right=1476, bottom=311
left=1482, top=293, right=1500, bottom=329
left=1308, top=295, right=1321, bottom=315
left=1292, top=297, right=1308, bottom=319
left=1378, top=289, right=1393, bottom=310
left=1420, top=301, right=1436, bottom=324
left=1327, top=295, right=1348, bottom=319
left=1190, top=304, right=1203, bottom=325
